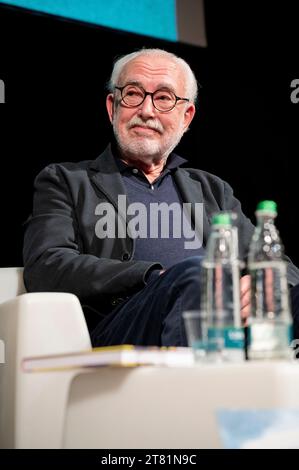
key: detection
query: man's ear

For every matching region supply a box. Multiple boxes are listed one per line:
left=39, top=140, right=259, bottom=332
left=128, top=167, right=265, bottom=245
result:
left=106, top=93, right=114, bottom=124
left=183, top=103, right=196, bottom=132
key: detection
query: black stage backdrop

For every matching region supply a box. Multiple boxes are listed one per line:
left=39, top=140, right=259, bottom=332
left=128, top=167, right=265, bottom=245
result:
left=0, top=1, right=299, bottom=268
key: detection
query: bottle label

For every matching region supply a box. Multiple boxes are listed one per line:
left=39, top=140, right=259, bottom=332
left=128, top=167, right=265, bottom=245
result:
left=224, top=327, right=245, bottom=349
left=208, top=326, right=244, bottom=350
left=248, top=322, right=293, bottom=357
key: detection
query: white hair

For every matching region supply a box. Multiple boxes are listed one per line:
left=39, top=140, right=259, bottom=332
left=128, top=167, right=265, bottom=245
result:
left=108, top=48, right=198, bottom=104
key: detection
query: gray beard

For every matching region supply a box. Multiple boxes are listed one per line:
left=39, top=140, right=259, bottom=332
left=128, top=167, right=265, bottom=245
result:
left=113, top=124, right=185, bottom=162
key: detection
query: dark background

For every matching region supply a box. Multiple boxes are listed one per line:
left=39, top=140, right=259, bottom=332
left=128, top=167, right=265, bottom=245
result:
left=0, top=1, right=299, bottom=267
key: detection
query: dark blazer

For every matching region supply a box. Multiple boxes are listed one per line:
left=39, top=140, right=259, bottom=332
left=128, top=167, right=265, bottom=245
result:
left=23, top=144, right=299, bottom=322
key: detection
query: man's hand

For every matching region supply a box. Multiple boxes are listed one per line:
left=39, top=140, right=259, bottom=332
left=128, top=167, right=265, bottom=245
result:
left=240, top=274, right=251, bottom=324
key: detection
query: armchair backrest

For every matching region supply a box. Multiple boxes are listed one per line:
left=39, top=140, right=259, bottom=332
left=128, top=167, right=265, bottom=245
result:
left=0, top=268, right=26, bottom=304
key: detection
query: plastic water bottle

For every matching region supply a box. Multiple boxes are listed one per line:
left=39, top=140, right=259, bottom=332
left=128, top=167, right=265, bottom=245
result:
left=248, top=200, right=292, bottom=360
left=200, top=212, right=245, bottom=361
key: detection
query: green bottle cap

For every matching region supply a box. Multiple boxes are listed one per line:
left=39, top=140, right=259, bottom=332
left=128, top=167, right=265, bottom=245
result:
left=256, top=200, right=277, bottom=214
left=212, top=213, right=231, bottom=226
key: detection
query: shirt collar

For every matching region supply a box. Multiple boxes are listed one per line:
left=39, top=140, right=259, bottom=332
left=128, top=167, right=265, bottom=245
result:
left=114, top=151, right=188, bottom=174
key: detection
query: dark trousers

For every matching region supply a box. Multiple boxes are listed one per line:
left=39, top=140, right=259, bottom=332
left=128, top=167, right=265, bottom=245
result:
left=91, top=256, right=299, bottom=347
left=91, top=256, right=203, bottom=347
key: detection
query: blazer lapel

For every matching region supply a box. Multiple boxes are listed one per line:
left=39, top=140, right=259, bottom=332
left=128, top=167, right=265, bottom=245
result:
left=89, top=144, right=128, bottom=224
left=174, top=168, right=211, bottom=245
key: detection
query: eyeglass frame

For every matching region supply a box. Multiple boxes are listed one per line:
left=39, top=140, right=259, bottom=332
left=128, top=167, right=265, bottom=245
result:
left=114, top=84, right=190, bottom=112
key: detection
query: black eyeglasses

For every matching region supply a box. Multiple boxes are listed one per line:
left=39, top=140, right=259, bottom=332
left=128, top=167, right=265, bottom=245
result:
left=114, top=84, right=190, bottom=112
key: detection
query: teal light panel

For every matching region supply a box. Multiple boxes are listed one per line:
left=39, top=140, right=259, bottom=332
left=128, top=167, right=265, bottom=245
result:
left=0, top=0, right=177, bottom=41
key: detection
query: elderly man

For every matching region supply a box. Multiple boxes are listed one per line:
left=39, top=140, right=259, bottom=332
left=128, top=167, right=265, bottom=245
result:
left=23, top=48, right=299, bottom=346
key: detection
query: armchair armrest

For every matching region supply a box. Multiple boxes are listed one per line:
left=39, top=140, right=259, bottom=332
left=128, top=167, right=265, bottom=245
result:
left=0, top=292, right=91, bottom=448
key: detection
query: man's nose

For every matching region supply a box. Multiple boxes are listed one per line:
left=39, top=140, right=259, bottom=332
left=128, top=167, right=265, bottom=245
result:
left=137, top=94, right=156, bottom=118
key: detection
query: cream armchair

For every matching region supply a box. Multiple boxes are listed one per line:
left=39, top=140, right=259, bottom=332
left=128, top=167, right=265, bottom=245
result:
left=0, top=267, right=91, bottom=448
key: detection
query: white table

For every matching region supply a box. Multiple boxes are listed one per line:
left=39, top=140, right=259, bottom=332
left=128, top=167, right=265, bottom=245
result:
left=7, top=360, right=299, bottom=448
